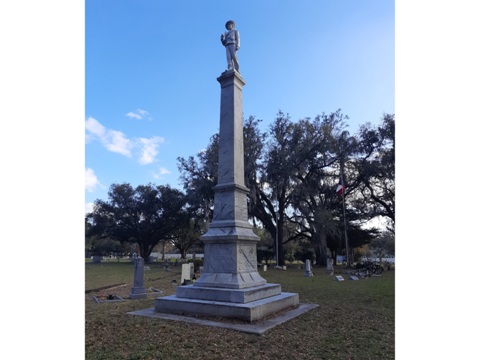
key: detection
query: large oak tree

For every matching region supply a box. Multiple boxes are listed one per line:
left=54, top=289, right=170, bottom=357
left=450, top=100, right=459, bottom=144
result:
left=86, top=183, right=188, bottom=262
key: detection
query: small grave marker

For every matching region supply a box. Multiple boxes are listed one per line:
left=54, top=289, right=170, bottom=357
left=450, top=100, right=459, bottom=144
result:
left=335, top=275, right=344, bottom=281
left=304, top=259, right=314, bottom=277
left=349, top=275, right=359, bottom=281
left=326, top=259, right=334, bottom=272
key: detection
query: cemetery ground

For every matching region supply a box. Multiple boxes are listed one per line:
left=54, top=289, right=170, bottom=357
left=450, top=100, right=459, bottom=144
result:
left=85, top=260, right=394, bottom=359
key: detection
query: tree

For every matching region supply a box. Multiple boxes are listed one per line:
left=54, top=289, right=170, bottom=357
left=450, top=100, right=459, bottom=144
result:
left=287, top=111, right=355, bottom=266
left=177, top=111, right=394, bottom=267
left=250, top=111, right=311, bottom=266
left=368, top=231, right=395, bottom=260
left=169, top=218, right=204, bottom=259
left=177, top=134, right=219, bottom=225
left=85, top=219, right=123, bottom=257
left=353, top=114, right=395, bottom=233
left=86, top=183, right=188, bottom=262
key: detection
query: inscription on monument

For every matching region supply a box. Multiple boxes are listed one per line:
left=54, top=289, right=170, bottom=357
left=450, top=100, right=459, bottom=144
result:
left=238, top=245, right=256, bottom=272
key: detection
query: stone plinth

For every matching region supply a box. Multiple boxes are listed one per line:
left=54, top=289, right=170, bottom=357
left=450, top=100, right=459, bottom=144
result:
left=155, top=292, right=299, bottom=323
left=176, top=283, right=281, bottom=303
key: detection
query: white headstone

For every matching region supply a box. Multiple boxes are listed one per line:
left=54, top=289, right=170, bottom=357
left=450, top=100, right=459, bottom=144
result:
left=181, top=263, right=191, bottom=283
left=335, top=275, right=344, bottom=281
left=349, top=276, right=359, bottom=281
left=263, top=265, right=267, bottom=272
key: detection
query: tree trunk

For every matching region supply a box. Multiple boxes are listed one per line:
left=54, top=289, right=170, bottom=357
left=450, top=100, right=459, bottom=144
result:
left=313, top=233, right=328, bottom=267
left=138, top=243, right=153, bottom=263
left=137, top=241, right=157, bottom=263
left=277, top=225, right=285, bottom=266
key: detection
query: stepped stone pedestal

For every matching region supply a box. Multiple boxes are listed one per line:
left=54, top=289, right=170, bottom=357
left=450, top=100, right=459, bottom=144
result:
left=154, top=70, right=299, bottom=322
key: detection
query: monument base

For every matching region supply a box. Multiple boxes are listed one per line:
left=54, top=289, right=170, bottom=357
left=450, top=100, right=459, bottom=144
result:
left=154, top=291, right=299, bottom=322
left=176, top=283, right=281, bottom=303
left=129, top=287, right=147, bottom=299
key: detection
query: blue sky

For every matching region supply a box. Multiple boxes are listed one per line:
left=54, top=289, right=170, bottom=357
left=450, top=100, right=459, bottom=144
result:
left=85, top=0, right=395, bottom=212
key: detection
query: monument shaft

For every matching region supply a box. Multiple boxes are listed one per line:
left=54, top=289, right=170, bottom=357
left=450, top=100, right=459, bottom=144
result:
left=154, top=69, right=299, bottom=323
left=193, top=71, right=266, bottom=289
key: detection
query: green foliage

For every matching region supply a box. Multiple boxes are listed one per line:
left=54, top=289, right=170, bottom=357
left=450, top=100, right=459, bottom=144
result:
left=89, top=237, right=123, bottom=256
left=177, top=111, right=395, bottom=266
left=353, top=114, right=395, bottom=232
left=86, top=183, right=188, bottom=262
left=187, top=258, right=204, bottom=272
left=369, top=231, right=395, bottom=258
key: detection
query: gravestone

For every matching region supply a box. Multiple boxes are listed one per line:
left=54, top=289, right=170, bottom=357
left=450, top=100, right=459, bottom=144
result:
left=349, top=275, right=360, bottom=281
left=181, top=264, right=191, bottom=284
left=129, top=254, right=147, bottom=299
left=91, top=255, right=103, bottom=264
left=326, top=259, right=334, bottom=272
left=263, top=265, right=267, bottom=272
left=189, top=263, right=194, bottom=278
left=304, top=260, right=314, bottom=277
left=154, top=36, right=299, bottom=321
left=335, top=275, right=345, bottom=282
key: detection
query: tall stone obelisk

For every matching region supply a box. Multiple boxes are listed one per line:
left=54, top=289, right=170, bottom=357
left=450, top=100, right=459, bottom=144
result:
left=192, top=70, right=267, bottom=289
left=155, top=69, right=298, bottom=322
left=154, top=23, right=298, bottom=321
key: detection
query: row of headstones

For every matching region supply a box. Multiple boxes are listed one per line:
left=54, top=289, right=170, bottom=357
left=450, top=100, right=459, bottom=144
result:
left=128, top=256, right=360, bottom=301
left=303, top=259, right=361, bottom=281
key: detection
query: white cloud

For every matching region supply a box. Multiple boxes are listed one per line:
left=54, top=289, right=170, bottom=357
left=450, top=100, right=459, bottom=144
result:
left=138, top=136, right=165, bottom=165
left=153, top=167, right=171, bottom=180
left=85, top=117, right=106, bottom=143
left=125, top=112, right=142, bottom=120
left=102, top=129, right=133, bottom=157
left=85, top=168, right=101, bottom=192
left=137, top=109, right=149, bottom=117
left=86, top=117, right=164, bottom=164
left=85, top=117, right=106, bottom=137
left=126, top=109, right=150, bottom=120
left=85, top=117, right=132, bottom=157
left=85, top=202, right=94, bottom=214
left=158, top=167, right=171, bottom=175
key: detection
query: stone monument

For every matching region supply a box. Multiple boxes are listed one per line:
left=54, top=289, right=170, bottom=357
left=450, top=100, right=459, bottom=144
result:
left=129, top=254, right=147, bottom=299
left=154, top=21, right=299, bottom=322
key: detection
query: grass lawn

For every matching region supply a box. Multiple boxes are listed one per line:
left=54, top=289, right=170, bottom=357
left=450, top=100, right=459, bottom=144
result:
left=85, top=260, right=394, bottom=359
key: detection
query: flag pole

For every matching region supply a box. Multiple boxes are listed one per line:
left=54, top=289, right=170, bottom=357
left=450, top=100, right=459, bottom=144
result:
left=341, top=172, right=350, bottom=267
